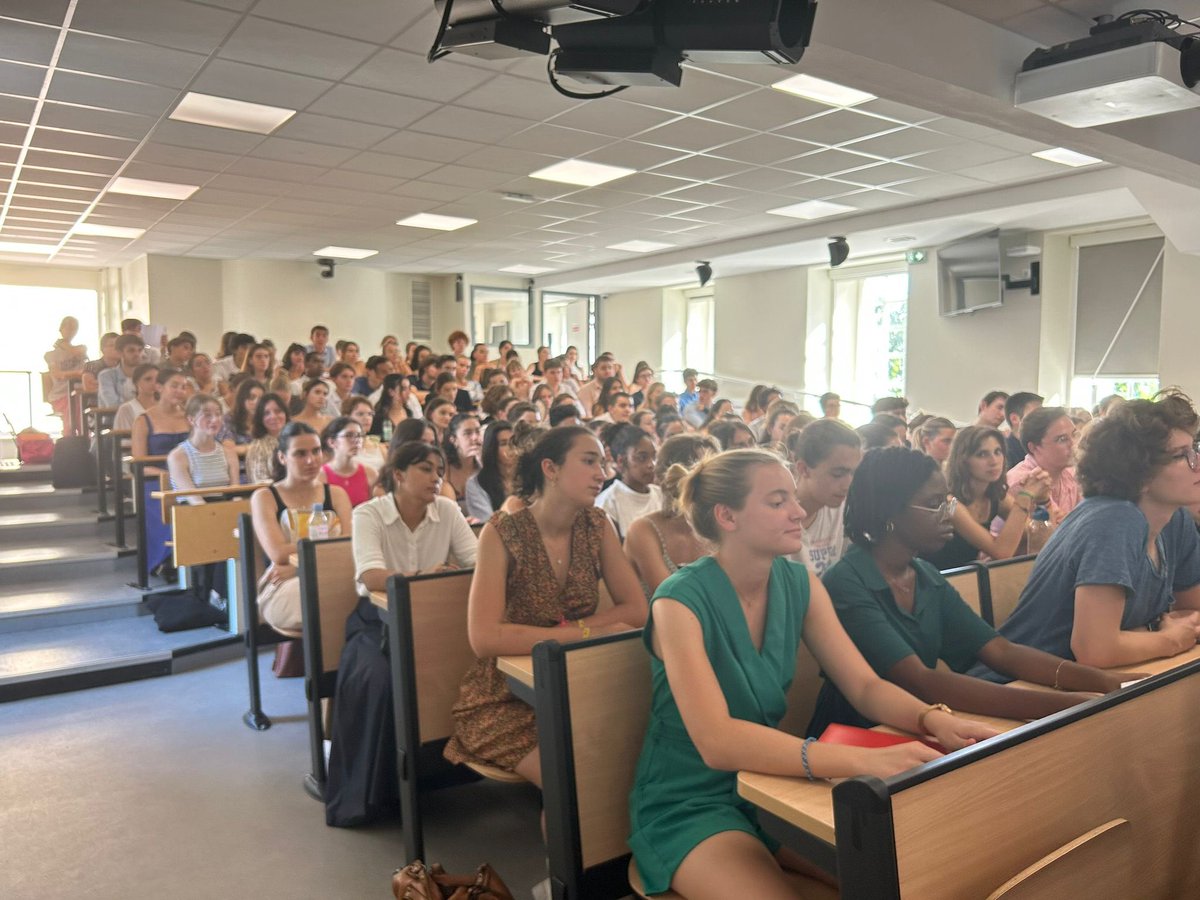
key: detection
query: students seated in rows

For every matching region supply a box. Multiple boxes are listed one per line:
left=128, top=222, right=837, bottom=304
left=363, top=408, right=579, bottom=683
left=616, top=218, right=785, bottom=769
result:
left=464, top=421, right=514, bottom=522
left=628, top=450, right=997, bottom=900
left=307, top=324, right=335, bottom=370
left=682, top=379, right=719, bottom=428
left=857, top=420, right=901, bottom=451
left=289, top=379, right=330, bottom=433
left=239, top=342, right=273, bottom=384
left=809, top=447, right=1122, bottom=738
left=577, top=354, right=616, bottom=417
left=219, top=378, right=262, bottom=446
left=629, top=361, right=654, bottom=407
left=439, top=412, right=483, bottom=515
left=187, top=352, right=222, bottom=400
left=791, top=420, right=862, bottom=579
left=324, top=362, right=357, bottom=417
left=166, top=393, right=240, bottom=499
left=97, top=334, right=145, bottom=408
left=350, top=354, right=388, bottom=402
left=656, top=413, right=686, bottom=442
left=595, top=423, right=662, bottom=541
left=700, top=398, right=734, bottom=430
left=423, top=397, right=456, bottom=437
left=1002, top=391, right=1043, bottom=468
left=244, top=393, right=290, bottom=485
left=914, top=416, right=955, bottom=464
left=625, top=433, right=717, bottom=595
left=754, top=400, right=799, bottom=445
left=974, top=390, right=1008, bottom=428
left=445, top=426, right=648, bottom=782
left=318, top=416, right=376, bottom=508
left=341, top=395, right=386, bottom=473
left=632, top=409, right=657, bottom=443
left=999, top=406, right=1080, bottom=529
left=81, top=332, right=118, bottom=394
left=370, top=374, right=417, bottom=441
left=998, top=392, right=1200, bottom=668
left=132, top=368, right=192, bottom=578
left=707, top=418, right=756, bottom=451
left=922, top=426, right=1050, bottom=571
left=113, top=363, right=159, bottom=432
left=250, top=422, right=352, bottom=636
left=593, top=387, right=634, bottom=424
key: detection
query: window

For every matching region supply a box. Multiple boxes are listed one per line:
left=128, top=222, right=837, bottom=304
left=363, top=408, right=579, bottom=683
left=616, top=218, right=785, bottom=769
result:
left=828, top=267, right=908, bottom=404
left=684, top=290, right=714, bottom=375
left=541, top=291, right=597, bottom=361
left=471, top=286, right=531, bottom=347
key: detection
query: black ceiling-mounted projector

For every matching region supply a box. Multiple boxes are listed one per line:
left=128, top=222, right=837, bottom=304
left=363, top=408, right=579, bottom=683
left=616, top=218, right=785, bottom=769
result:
left=1015, top=13, right=1200, bottom=127
left=430, top=0, right=818, bottom=88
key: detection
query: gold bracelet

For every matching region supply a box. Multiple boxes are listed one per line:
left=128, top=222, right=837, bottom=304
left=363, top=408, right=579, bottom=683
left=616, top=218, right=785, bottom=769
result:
left=577, top=618, right=591, bottom=639
left=917, top=703, right=952, bottom=735
left=1053, top=659, right=1068, bottom=690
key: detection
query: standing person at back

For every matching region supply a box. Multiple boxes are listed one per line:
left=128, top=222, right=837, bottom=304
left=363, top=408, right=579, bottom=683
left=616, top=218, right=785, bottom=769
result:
left=683, top=379, right=719, bottom=429
left=677, top=368, right=699, bottom=413
left=308, top=324, right=335, bottom=370
left=1003, top=392, right=1043, bottom=468
left=577, top=354, right=616, bottom=418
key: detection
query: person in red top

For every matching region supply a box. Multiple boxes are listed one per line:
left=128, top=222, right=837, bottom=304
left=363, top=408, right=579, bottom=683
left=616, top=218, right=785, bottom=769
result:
left=319, top=416, right=376, bottom=507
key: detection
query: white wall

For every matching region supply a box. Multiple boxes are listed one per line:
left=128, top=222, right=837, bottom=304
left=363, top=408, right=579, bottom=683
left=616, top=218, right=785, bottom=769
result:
left=1158, top=241, right=1200, bottom=396
left=146, top=255, right=223, bottom=356
left=713, top=268, right=807, bottom=393
left=598, top=288, right=664, bottom=372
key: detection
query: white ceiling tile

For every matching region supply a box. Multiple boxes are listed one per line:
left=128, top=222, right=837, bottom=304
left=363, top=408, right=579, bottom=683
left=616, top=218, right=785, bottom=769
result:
left=249, top=136, right=360, bottom=167
left=775, top=110, right=902, bottom=146
left=133, top=143, right=238, bottom=172
left=636, top=117, right=756, bottom=154
left=886, top=173, right=993, bottom=198
left=314, top=169, right=404, bottom=192
left=183, top=188, right=273, bottom=209
left=548, top=100, right=679, bottom=139
left=341, top=151, right=440, bottom=178
left=308, top=84, right=439, bottom=129
left=201, top=173, right=291, bottom=196
left=252, top=0, right=421, bottom=43
left=648, top=154, right=750, bottom=182
left=601, top=171, right=698, bottom=197
left=369, top=130, right=484, bottom=162
left=38, top=103, right=154, bottom=140
left=46, top=71, right=179, bottom=117
left=956, top=155, right=1066, bottom=183
left=662, top=182, right=745, bottom=206
left=0, top=19, right=60, bottom=65
left=409, top=105, right=534, bottom=142
left=32, top=128, right=135, bottom=158
left=846, top=126, right=962, bottom=159
left=854, top=98, right=941, bottom=126
left=908, top=141, right=1017, bottom=172
left=0, top=60, right=48, bottom=97
left=454, top=75, right=580, bottom=121
left=224, top=156, right=329, bottom=183
left=778, top=148, right=883, bottom=177
left=0, top=95, right=36, bottom=124
left=421, top=165, right=511, bottom=190
left=699, top=88, right=828, bottom=131
left=71, top=0, right=241, bottom=54
left=831, top=160, right=928, bottom=187
left=581, top=141, right=687, bottom=171
left=150, top=120, right=266, bottom=154
left=500, top=125, right=612, bottom=160
left=624, top=71, right=758, bottom=116
left=22, top=167, right=109, bottom=189
left=0, top=146, right=21, bottom=166
left=705, top=134, right=816, bottom=166
left=218, top=16, right=377, bottom=81
left=58, top=32, right=207, bottom=88
left=1, top=1, right=72, bottom=26
left=712, top=167, right=820, bottom=195
left=454, top=146, right=563, bottom=176
left=24, top=148, right=121, bottom=175
left=189, top=59, right=335, bottom=110
left=345, top=48, right=491, bottom=102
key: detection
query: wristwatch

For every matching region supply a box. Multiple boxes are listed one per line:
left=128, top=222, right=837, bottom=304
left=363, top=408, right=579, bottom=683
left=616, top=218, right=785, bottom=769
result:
left=917, top=702, right=953, bottom=735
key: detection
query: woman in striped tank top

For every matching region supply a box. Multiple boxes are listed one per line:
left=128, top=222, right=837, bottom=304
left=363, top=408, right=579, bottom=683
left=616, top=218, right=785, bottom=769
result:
left=167, top=393, right=240, bottom=500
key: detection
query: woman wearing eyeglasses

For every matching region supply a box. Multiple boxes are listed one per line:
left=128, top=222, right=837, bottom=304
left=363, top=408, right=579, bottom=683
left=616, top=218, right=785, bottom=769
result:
left=319, top=416, right=376, bottom=508
left=809, top=447, right=1123, bottom=738
left=1002, top=406, right=1081, bottom=526
left=997, top=391, right=1200, bottom=669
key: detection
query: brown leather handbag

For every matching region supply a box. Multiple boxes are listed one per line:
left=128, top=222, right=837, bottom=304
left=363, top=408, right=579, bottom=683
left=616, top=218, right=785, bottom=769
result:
left=392, top=860, right=514, bottom=900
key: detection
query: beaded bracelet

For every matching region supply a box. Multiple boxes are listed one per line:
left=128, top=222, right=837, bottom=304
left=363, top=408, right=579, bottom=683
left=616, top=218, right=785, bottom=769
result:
left=801, top=737, right=817, bottom=781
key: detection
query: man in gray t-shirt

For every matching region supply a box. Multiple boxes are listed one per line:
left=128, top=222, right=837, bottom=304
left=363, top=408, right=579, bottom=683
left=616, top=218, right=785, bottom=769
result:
left=999, top=496, right=1200, bottom=660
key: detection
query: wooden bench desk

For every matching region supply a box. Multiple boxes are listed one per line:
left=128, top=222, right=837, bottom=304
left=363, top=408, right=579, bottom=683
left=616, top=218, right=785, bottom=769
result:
left=497, top=654, right=534, bottom=703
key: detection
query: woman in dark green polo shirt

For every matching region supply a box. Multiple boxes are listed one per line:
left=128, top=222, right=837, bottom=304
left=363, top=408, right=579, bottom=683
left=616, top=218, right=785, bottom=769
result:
left=809, top=447, right=1123, bottom=737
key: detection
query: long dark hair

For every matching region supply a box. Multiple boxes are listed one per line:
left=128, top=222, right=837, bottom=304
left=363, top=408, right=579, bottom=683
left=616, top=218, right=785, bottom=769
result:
left=270, top=421, right=319, bottom=482
left=844, top=447, right=938, bottom=547
left=231, top=378, right=265, bottom=438
left=379, top=441, right=446, bottom=495
left=514, top=425, right=594, bottom=500
left=388, top=418, right=434, bottom=456
left=442, top=411, right=480, bottom=467
left=476, top=420, right=513, bottom=512
left=251, top=392, right=290, bottom=440
left=374, top=373, right=408, bottom=423
left=945, top=425, right=1007, bottom=507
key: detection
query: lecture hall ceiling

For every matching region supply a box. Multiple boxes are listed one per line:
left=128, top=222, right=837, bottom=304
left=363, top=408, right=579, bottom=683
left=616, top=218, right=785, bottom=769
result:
left=0, top=0, right=1189, bottom=275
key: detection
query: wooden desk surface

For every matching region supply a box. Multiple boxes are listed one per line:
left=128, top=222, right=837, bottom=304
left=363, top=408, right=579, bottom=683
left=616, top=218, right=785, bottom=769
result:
left=368, top=589, right=386, bottom=610
left=738, top=644, right=1200, bottom=841
left=497, top=654, right=534, bottom=688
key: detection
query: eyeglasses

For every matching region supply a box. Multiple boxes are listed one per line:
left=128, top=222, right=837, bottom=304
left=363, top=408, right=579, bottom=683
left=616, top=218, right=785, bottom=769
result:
left=1170, top=442, right=1200, bottom=472
left=909, top=496, right=958, bottom=521
left=336, top=432, right=364, bottom=442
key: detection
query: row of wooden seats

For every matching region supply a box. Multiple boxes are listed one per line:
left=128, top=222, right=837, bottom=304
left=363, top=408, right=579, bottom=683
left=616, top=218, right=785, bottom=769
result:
left=940, top=554, right=1037, bottom=629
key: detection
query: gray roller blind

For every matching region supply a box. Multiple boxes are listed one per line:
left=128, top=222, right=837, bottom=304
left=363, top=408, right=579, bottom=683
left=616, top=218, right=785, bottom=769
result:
left=1074, top=237, right=1163, bottom=376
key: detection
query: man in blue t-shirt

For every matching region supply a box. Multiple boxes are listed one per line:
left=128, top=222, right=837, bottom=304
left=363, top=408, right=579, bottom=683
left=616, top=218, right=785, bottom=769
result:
left=996, top=391, right=1200, bottom=669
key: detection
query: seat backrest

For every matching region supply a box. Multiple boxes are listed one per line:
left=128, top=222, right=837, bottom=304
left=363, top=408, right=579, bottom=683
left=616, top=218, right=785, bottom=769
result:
left=985, top=556, right=1036, bottom=628
left=942, top=564, right=984, bottom=621
left=171, top=498, right=249, bottom=567
left=296, top=537, right=358, bottom=681
left=390, top=569, right=476, bottom=745
left=777, top=643, right=823, bottom=739
left=538, top=633, right=651, bottom=872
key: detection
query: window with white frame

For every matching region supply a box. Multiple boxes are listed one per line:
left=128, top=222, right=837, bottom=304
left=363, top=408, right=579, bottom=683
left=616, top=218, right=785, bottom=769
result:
left=828, top=264, right=909, bottom=405
left=684, top=289, right=714, bottom=375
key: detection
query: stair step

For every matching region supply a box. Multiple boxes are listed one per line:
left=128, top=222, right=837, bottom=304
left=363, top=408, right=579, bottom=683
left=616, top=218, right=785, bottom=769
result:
left=0, top=484, right=91, bottom=512
left=0, top=540, right=130, bottom=585
left=0, top=510, right=108, bottom=541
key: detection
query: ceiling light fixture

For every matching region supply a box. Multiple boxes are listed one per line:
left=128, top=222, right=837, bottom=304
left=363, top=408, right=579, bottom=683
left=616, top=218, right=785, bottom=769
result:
left=109, top=177, right=200, bottom=200
left=884, top=235, right=917, bottom=244
left=500, top=192, right=538, bottom=203
left=607, top=239, right=674, bottom=252
left=395, top=213, right=478, bottom=231
left=530, top=159, right=636, bottom=187
left=313, top=246, right=378, bottom=259
left=170, top=92, right=296, bottom=134
left=0, top=241, right=54, bottom=255
left=771, top=73, right=876, bottom=107
left=500, top=264, right=555, bottom=274
left=71, top=223, right=146, bottom=239
left=766, top=199, right=857, bottom=220
left=1031, top=147, right=1103, bottom=167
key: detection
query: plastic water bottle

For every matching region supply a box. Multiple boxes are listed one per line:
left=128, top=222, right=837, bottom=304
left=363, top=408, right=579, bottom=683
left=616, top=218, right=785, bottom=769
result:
left=308, top=502, right=332, bottom=541
left=381, top=419, right=393, bottom=444
left=1027, top=506, right=1052, bottom=554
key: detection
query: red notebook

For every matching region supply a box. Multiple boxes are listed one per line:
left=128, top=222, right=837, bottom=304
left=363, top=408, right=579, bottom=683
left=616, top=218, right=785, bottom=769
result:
left=818, top=723, right=946, bottom=754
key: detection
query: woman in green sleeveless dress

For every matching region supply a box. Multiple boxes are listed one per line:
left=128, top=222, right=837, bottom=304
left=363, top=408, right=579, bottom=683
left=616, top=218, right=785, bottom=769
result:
left=628, top=450, right=998, bottom=899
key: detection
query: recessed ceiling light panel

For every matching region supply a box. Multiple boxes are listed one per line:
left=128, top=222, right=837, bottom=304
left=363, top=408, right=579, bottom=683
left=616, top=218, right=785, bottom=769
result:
left=396, top=213, right=478, bottom=231
left=771, top=74, right=876, bottom=107
left=500, top=264, right=555, bottom=274
left=72, top=222, right=145, bottom=239
left=170, top=91, right=296, bottom=134
left=109, top=177, right=200, bottom=200
left=0, top=241, right=54, bottom=255
left=530, top=159, right=636, bottom=187
left=607, top=240, right=675, bottom=252
left=1031, top=147, right=1103, bottom=167
left=766, top=199, right=857, bottom=220
left=313, top=246, right=378, bottom=259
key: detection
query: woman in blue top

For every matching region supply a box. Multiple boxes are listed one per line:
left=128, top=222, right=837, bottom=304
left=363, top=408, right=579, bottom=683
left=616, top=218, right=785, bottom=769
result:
left=628, top=449, right=997, bottom=899
left=999, top=390, right=1200, bottom=667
